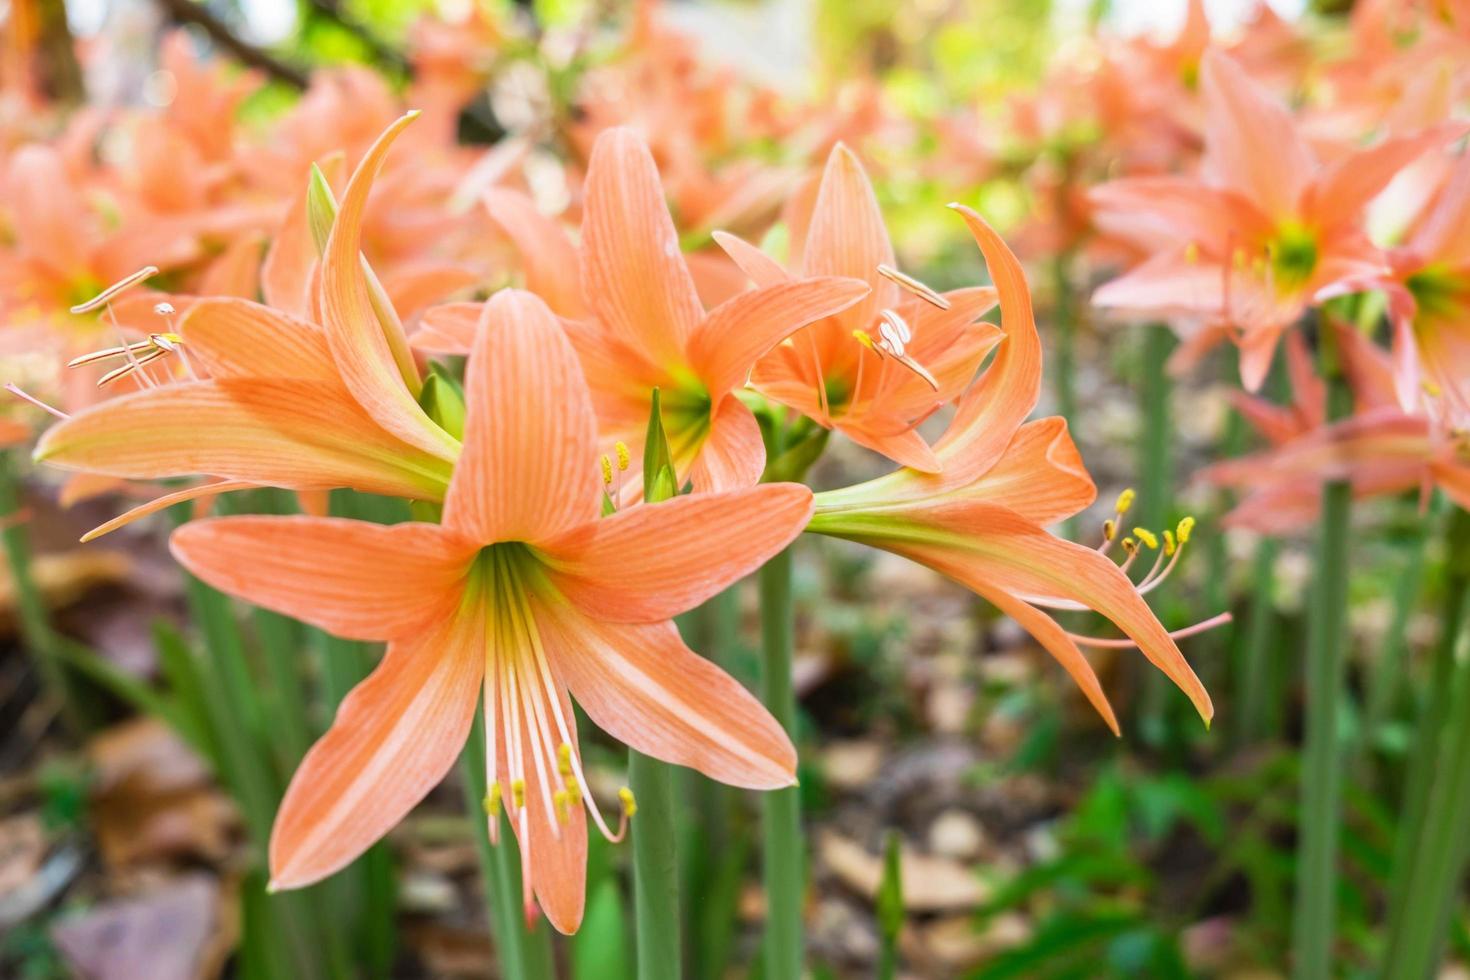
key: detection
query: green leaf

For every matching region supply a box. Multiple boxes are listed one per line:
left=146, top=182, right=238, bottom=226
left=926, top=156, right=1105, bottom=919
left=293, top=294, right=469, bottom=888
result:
left=877, top=830, right=905, bottom=938
left=573, top=880, right=631, bottom=980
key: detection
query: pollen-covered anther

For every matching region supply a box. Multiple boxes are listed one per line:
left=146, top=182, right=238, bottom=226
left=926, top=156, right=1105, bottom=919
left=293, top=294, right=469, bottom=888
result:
left=1133, top=527, right=1159, bottom=550
left=510, top=778, right=526, bottom=810
left=553, top=789, right=571, bottom=824
left=1164, top=530, right=1177, bottom=556
left=1176, top=516, right=1195, bottom=544
left=601, top=454, right=614, bottom=486
left=1121, top=537, right=1138, bottom=555
left=1115, top=488, right=1135, bottom=514
left=1102, top=519, right=1116, bottom=542
left=618, top=787, right=637, bottom=818
left=877, top=263, right=952, bottom=310
left=482, top=783, right=502, bottom=818
left=614, top=441, right=630, bottom=471
left=564, top=775, right=582, bottom=807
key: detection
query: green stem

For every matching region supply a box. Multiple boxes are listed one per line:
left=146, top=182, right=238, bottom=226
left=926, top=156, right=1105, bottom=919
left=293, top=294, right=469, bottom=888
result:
left=0, top=450, right=86, bottom=731
left=1383, top=506, right=1470, bottom=957
left=1362, top=515, right=1435, bottom=746
left=1381, top=525, right=1470, bottom=978
left=1290, top=333, right=1354, bottom=980
left=1234, top=538, right=1280, bottom=746
left=759, top=545, right=803, bottom=979
left=1137, top=325, right=1176, bottom=743
left=629, top=749, right=681, bottom=980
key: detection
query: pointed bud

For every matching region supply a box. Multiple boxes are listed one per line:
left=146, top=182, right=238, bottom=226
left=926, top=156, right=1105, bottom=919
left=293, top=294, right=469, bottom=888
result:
left=307, top=163, right=338, bottom=258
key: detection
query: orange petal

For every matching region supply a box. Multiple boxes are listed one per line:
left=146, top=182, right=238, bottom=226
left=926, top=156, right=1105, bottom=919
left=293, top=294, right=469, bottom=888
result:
left=801, top=144, right=893, bottom=331
left=958, top=417, right=1096, bottom=527
left=690, top=277, right=870, bottom=399
left=261, top=156, right=343, bottom=319
left=931, top=206, right=1043, bottom=487
left=381, top=262, right=482, bottom=324
left=35, top=380, right=455, bottom=500
left=82, top=479, right=255, bottom=542
left=542, top=483, right=812, bottom=623
left=180, top=298, right=336, bottom=380
left=320, top=113, right=459, bottom=462
left=483, top=188, right=587, bottom=319
left=1305, top=123, right=1470, bottom=234
left=409, top=302, right=479, bottom=355
left=687, top=395, right=765, bottom=493
left=535, top=603, right=797, bottom=789
left=580, top=128, right=704, bottom=367
left=1199, top=49, right=1315, bottom=218
left=839, top=424, right=942, bottom=473
left=711, top=230, right=791, bottom=288
left=976, top=585, right=1119, bottom=735
left=444, top=289, right=599, bottom=544
left=197, top=234, right=264, bottom=299
left=269, top=610, right=482, bottom=888
left=171, top=515, right=472, bottom=640
left=7, top=145, right=91, bottom=278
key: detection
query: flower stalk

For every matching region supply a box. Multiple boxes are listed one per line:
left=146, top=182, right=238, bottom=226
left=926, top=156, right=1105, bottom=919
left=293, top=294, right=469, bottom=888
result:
left=1290, top=324, right=1354, bottom=980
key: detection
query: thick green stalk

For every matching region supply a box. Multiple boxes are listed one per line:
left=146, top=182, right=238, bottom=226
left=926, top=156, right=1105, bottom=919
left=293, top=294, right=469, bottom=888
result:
left=1234, top=538, right=1280, bottom=746
left=629, top=749, right=682, bottom=980
left=1290, top=333, right=1354, bottom=980
left=758, top=544, right=803, bottom=980
left=1137, top=325, right=1177, bottom=743
left=1381, top=533, right=1470, bottom=978
left=0, top=450, right=85, bottom=730
left=1383, top=506, right=1470, bottom=953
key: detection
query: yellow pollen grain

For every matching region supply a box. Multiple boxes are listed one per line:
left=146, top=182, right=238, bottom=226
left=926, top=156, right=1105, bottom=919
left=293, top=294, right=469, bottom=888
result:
left=565, top=776, right=582, bottom=806
left=615, top=441, right=630, bottom=471
left=852, top=329, right=877, bottom=352
left=483, top=783, right=502, bottom=817
left=618, top=787, right=638, bottom=818
left=1163, top=530, right=1177, bottom=556
left=557, top=742, right=574, bottom=776
left=601, top=455, right=613, bottom=486
left=511, top=779, right=526, bottom=809
left=1133, top=528, right=1159, bottom=550
left=1115, top=488, right=1135, bottom=514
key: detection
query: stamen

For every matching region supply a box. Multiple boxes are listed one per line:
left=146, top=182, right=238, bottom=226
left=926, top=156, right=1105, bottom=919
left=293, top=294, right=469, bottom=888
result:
left=1133, top=528, right=1159, bottom=550
left=68, top=266, right=159, bottom=314
left=511, top=779, right=526, bottom=809
left=1065, top=612, right=1234, bottom=648
left=553, top=789, right=571, bottom=824
left=601, top=455, right=614, bottom=486
left=1115, top=488, right=1135, bottom=514
left=1163, top=530, right=1177, bottom=556
left=483, top=784, right=502, bottom=819
left=5, top=384, right=69, bottom=420
left=615, top=441, right=630, bottom=471
left=877, top=263, right=951, bottom=310
left=1102, top=519, right=1116, bottom=542
left=618, top=787, right=638, bottom=818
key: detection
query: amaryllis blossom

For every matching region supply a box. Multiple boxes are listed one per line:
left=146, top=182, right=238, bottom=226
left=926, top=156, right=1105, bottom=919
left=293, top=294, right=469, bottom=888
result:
left=716, top=144, right=1001, bottom=472
left=415, top=127, right=870, bottom=495
left=169, top=287, right=808, bottom=932
left=33, top=115, right=463, bottom=530
left=1090, top=48, right=1464, bottom=390
left=808, top=205, right=1215, bottom=733
left=1202, top=322, right=1470, bottom=534
left=1384, top=152, right=1470, bottom=430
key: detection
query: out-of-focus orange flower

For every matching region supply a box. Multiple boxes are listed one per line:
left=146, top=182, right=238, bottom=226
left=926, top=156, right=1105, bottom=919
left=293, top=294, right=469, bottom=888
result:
left=169, top=287, right=808, bottom=933
left=1091, top=49, right=1463, bottom=390
left=810, top=205, right=1216, bottom=733
left=717, top=145, right=1000, bottom=472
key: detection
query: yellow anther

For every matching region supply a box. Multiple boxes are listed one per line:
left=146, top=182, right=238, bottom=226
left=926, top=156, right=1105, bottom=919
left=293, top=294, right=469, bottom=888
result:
left=1183, top=241, right=1200, bottom=264
left=1103, top=519, right=1116, bottom=541
left=618, top=787, right=638, bottom=818
left=1122, top=537, right=1138, bottom=555
left=511, top=779, right=526, bottom=809
left=1176, top=516, right=1195, bottom=544
left=600, top=455, right=614, bottom=486
left=852, top=329, right=878, bottom=352
left=1163, top=530, right=1177, bottom=556
left=557, top=742, right=574, bottom=776
left=553, top=789, right=571, bottom=823
left=564, top=775, right=582, bottom=806
left=615, top=441, right=630, bottom=471
left=1133, top=528, right=1159, bottom=550
left=482, top=783, right=502, bottom=817
left=1115, top=489, right=1135, bottom=515
left=1423, top=379, right=1443, bottom=397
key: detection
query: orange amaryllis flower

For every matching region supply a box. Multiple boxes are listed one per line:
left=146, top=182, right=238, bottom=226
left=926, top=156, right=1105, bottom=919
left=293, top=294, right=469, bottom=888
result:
left=716, top=145, right=1002, bottom=472
left=808, top=206, right=1215, bottom=733
left=169, top=289, right=808, bottom=932
left=1090, top=49, right=1464, bottom=390
left=1384, top=152, right=1470, bottom=430
left=415, top=127, right=870, bottom=494
left=33, top=116, right=460, bottom=525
